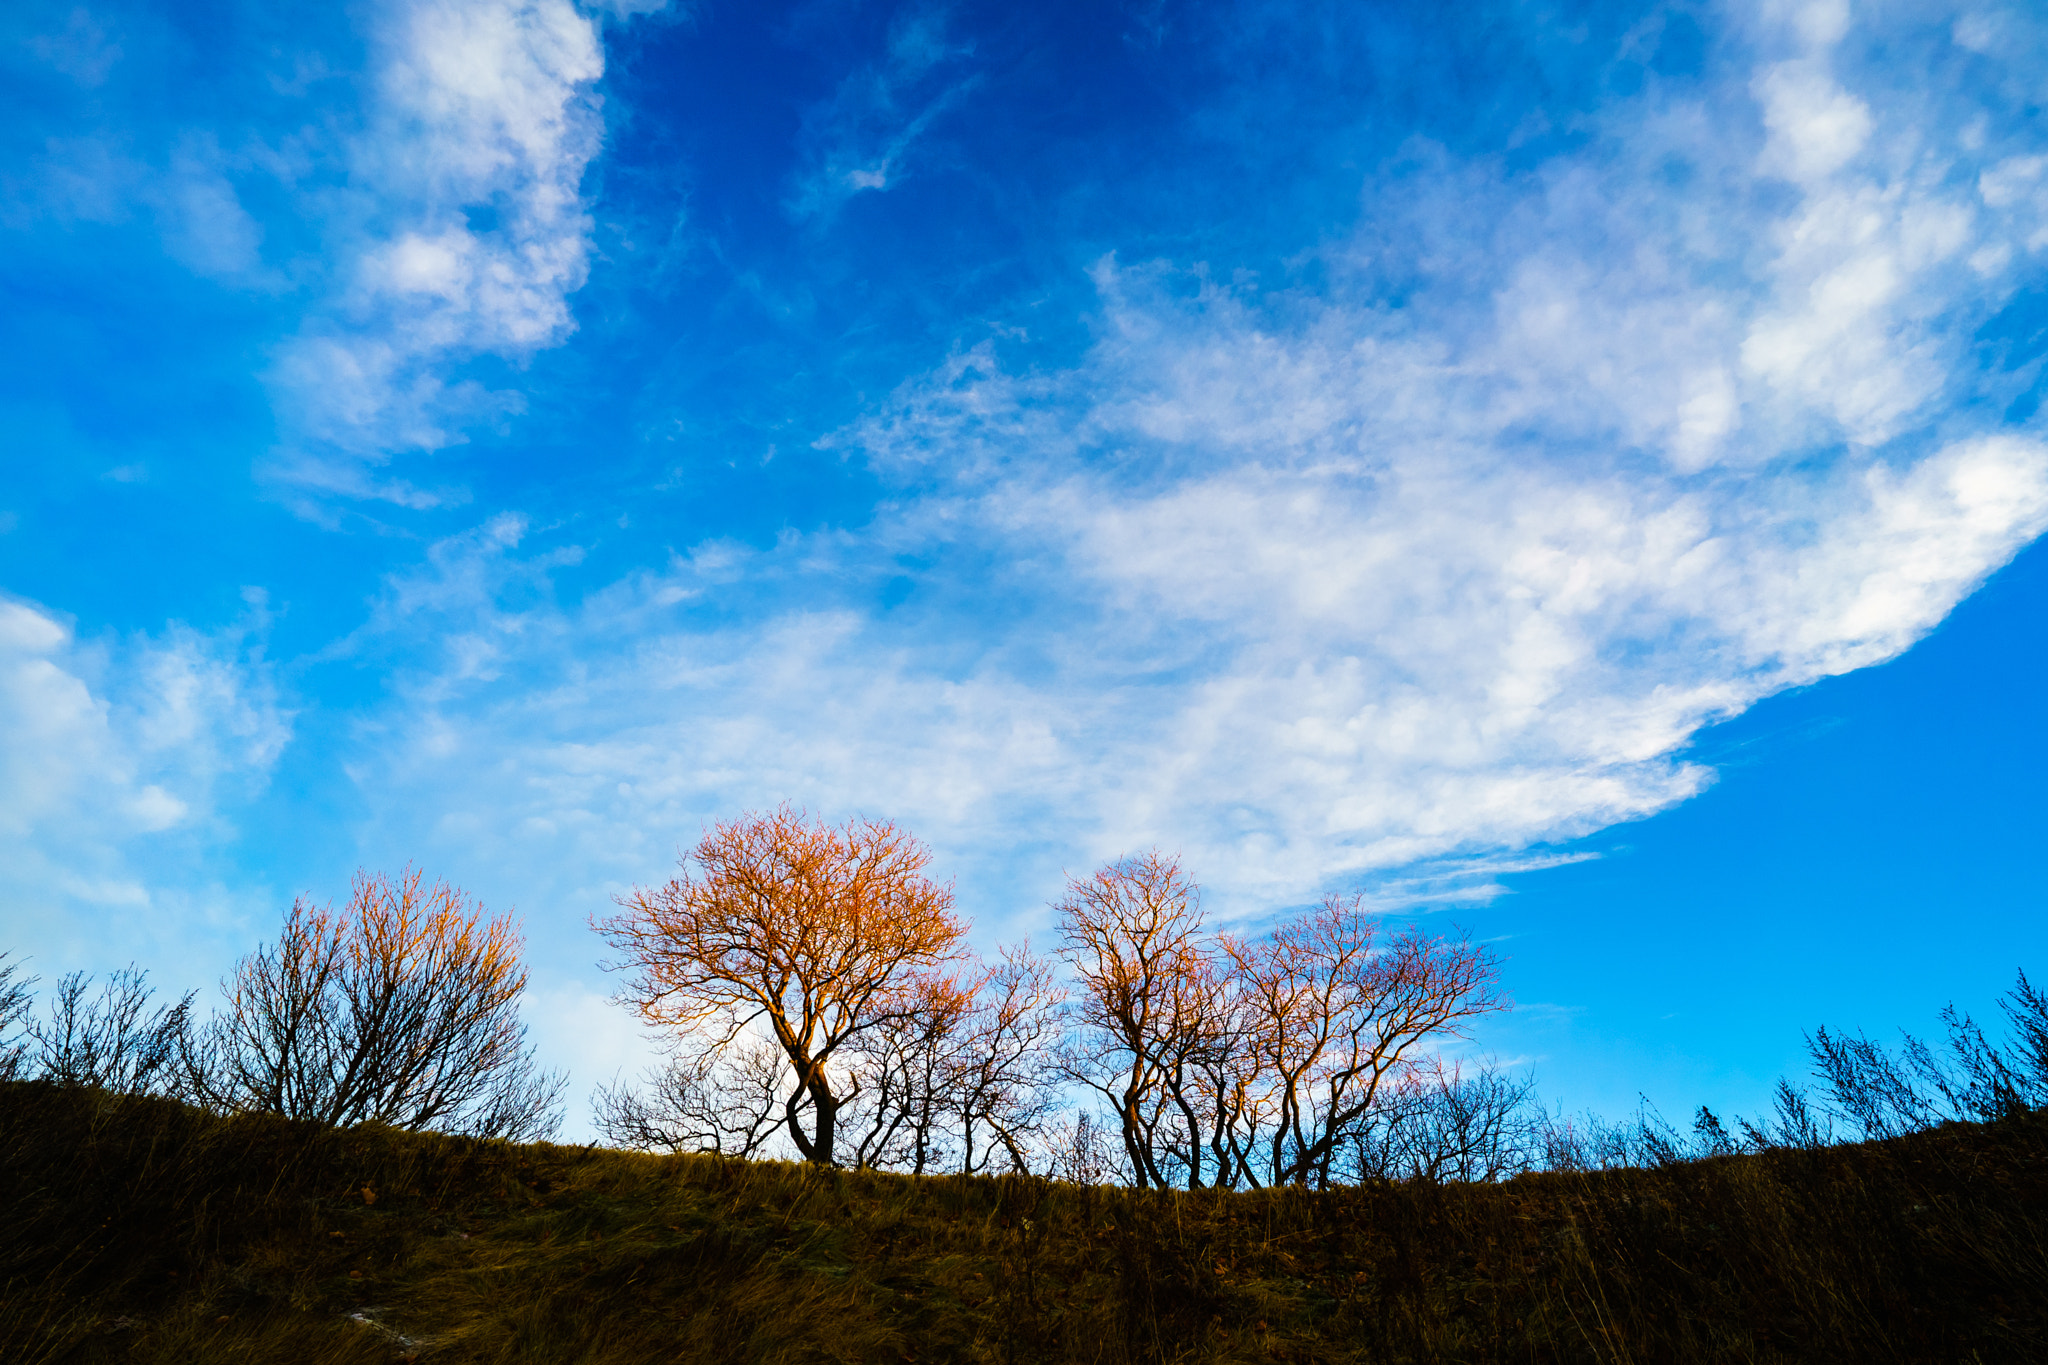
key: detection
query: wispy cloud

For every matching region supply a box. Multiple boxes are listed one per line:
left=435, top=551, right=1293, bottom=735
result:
left=784, top=8, right=979, bottom=223
left=319, top=0, right=2048, bottom=939
left=7, top=0, right=661, bottom=508
left=264, top=0, right=631, bottom=505
left=0, top=594, right=289, bottom=964
left=24, top=5, right=122, bottom=89
left=152, top=134, right=274, bottom=285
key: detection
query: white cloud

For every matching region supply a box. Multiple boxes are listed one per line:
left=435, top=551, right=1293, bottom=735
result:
left=319, top=1, right=2048, bottom=942
left=328, top=416, right=2048, bottom=935
left=154, top=136, right=270, bottom=283
left=1978, top=154, right=2045, bottom=208
left=1760, top=0, right=1851, bottom=51
left=266, top=0, right=621, bottom=494
left=1978, top=153, right=2048, bottom=254
left=0, top=597, right=290, bottom=963
left=1756, top=61, right=1871, bottom=184
left=1951, top=7, right=2039, bottom=59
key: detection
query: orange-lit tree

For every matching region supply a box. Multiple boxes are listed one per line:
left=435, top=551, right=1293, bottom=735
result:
left=1058, top=855, right=1509, bottom=1190
left=1054, top=850, right=1231, bottom=1189
left=1226, top=894, right=1506, bottom=1187
left=596, top=806, right=968, bottom=1167
left=192, top=868, right=563, bottom=1139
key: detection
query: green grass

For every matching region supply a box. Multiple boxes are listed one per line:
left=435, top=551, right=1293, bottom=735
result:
left=4, top=1082, right=2044, bottom=1363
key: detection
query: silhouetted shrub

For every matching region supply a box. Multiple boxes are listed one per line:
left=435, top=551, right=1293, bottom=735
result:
left=26, top=966, right=193, bottom=1098
left=187, top=867, right=564, bottom=1140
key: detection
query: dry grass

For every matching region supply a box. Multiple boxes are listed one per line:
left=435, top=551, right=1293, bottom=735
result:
left=4, top=1081, right=2044, bottom=1363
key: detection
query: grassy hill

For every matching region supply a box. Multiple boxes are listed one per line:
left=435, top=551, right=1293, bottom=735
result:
left=3, top=1081, right=2044, bottom=1364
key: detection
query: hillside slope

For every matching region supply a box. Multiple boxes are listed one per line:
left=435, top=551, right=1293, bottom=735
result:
left=3, top=1083, right=2043, bottom=1363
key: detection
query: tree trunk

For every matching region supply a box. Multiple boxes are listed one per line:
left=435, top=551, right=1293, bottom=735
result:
left=809, top=1079, right=838, bottom=1165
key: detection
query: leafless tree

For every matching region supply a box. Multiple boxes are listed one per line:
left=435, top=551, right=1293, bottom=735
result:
left=1344, top=1058, right=1539, bottom=1183
left=947, top=944, right=1067, bottom=1174
left=596, top=807, right=969, bottom=1166
left=1227, top=895, right=1506, bottom=1187
left=836, top=973, right=973, bottom=1172
left=0, top=952, right=35, bottom=1082
left=190, top=867, right=563, bottom=1139
left=1182, top=954, right=1272, bottom=1189
left=598, top=956, right=1052, bottom=1177
left=592, top=1035, right=794, bottom=1158
left=28, top=966, right=194, bottom=1097
left=813, top=945, right=1068, bottom=1176
left=1057, top=857, right=1509, bottom=1190
left=1043, top=1108, right=1124, bottom=1185
left=1054, top=850, right=1236, bottom=1189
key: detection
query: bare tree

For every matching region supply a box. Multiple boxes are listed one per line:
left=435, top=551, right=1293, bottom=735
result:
left=1345, top=1058, right=1539, bottom=1183
left=1044, top=1108, right=1123, bottom=1185
left=1183, top=954, right=1271, bottom=1189
left=1228, top=895, right=1506, bottom=1187
left=596, top=807, right=968, bottom=1166
left=592, top=1035, right=793, bottom=1158
left=191, top=868, right=563, bottom=1139
left=947, top=944, right=1067, bottom=1175
left=1054, top=850, right=1235, bottom=1189
left=837, top=972, right=974, bottom=1172
left=815, top=945, right=1066, bottom=1176
left=28, top=966, right=194, bottom=1096
left=1057, top=858, right=1508, bottom=1191
left=0, top=952, right=36, bottom=1083
left=598, top=952, right=1062, bottom=1177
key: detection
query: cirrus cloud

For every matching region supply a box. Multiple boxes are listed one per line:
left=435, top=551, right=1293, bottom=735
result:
left=0, top=595, right=289, bottom=962
left=316, top=0, right=2048, bottom=939
left=265, top=0, right=631, bottom=505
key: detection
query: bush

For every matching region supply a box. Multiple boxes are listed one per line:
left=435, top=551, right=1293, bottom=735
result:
left=188, top=867, right=564, bottom=1140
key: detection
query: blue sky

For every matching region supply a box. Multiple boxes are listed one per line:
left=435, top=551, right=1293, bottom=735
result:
left=4, top=0, right=2047, bottom=1135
